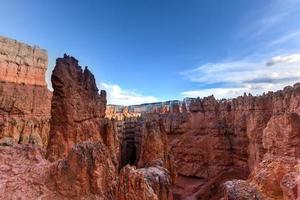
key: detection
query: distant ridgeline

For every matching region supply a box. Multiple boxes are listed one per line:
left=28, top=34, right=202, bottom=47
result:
left=105, top=99, right=195, bottom=120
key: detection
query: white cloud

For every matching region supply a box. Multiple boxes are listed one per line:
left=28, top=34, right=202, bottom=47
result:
left=99, top=82, right=158, bottom=105
left=181, top=0, right=300, bottom=100
left=181, top=53, right=300, bottom=99
left=266, top=54, right=300, bottom=66
left=236, top=0, right=300, bottom=39
left=181, top=83, right=290, bottom=99
left=182, top=88, right=247, bottom=99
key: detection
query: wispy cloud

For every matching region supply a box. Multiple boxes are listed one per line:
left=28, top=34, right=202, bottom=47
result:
left=237, top=0, right=300, bottom=39
left=181, top=0, right=300, bottom=99
left=181, top=53, right=300, bottom=99
left=268, top=29, right=300, bottom=47
left=99, top=82, right=158, bottom=105
left=266, top=53, right=300, bottom=66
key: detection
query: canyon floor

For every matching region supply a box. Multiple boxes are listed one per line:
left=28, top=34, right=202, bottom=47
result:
left=0, top=36, right=300, bottom=200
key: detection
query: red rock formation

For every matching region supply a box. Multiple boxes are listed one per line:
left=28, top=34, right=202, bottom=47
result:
left=46, top=54, right=109, bottom=161
left=223, top=112, right=300, bottom=200
left=2, top=36, right=300, bottom=200
left=0, top=36, right=51, bottom=148
left=136, top=116, right=176, bottom=182
left=117, top=165, right=173, bottom=200
left=0, top=144, right=54, bottom=199
left=0, top=52, right=174, bottom=200
left=0, top=36, right=48, bottom=86
left=49, top=141, right=118, bottom=199
left=118, top=116, right=175, bottom=199
left=43, top=54, right=173, bottom=199
left=155, top=84, right=300, bottom=199
left=0, top=141, right=118, bottom=200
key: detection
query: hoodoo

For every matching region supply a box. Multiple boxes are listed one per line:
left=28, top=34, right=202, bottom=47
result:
left=0, top=35, right=299, bottom=200
left=0, top=36, right=173, bottom=200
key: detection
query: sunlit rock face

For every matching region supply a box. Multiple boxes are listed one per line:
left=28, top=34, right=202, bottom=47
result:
left=117, top=84, right=300, bottom=199
left=1, top=35, right=300, bottom=200
left=0, top=36, right=48, bottom=86
left=160, top=85, right=300, bottom=200
left=0, top=48, right=174, bottom=200
left=0, top=36, right=51, bottom=148
left=46, top=54, right=109, bottom=161
left=117, top=115, right=176, bottom=199
left=224, top=112, right=300, bottom=200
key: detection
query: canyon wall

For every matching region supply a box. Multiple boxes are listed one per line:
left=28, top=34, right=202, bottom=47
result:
left=1, top=35, right=299, bottom=200
left=0, top=36, right=51, bottom=147
left=156, top=85, right=300, bottom=199
left=223, top=112, right=300, bottom=200
left=0, top=50, right=174, bottom=200
left=0, top=36, right=48, bottom=86
left=112, top=84, right=300, bottom=199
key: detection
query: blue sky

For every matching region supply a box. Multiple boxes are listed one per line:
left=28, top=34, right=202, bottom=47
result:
left=1, top=0, right=300, bottom=105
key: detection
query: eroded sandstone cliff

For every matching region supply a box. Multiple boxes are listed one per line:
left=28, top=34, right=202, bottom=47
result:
left=223, top=112, right=300, bottom=200
left=0, top=36, right=48, bottom=86
left=1, top=36, right=300, bottom=200
left=0, top=36, right=51, bottom=148
left=112, top=84, right=300, bottom=199
left=0, top=49, right=174, bottom=200
left=152, top=85, right=300, bottom=199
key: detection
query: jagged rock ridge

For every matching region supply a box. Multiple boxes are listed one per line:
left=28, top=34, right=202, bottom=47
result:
left=0, top=48, right=173, bottom=200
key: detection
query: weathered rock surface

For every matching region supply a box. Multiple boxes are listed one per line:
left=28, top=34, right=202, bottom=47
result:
left=0, top=52, right=174, bottom=200
left=0, top=144, right=51, bottom=200
left=150, top=84, right=300, bottom=199
left=117, top=165, right=173, bottom=200
left=46, top=54, right=109, bottom=161
left=49, top=141, right=118, bottom=199
left=0, top=36, right=51, bottom=148
left=0, top=36, right=48, bottom=86
left=0, top=141, right=118, bottom=200
left=118, top=115, right=176, bottom=199
left=223, top=112, right=300, bottom=200
left=136, top=116, right=176, bottom=181
left=2, top=35, right=300, bottom=200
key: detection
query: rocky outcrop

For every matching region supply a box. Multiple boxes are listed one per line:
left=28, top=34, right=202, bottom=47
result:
left=106, top=101, right=183, bottom=120
left=117, top=165, right=173, bottom=200
left=0, top=141, right=118, bottom=200
left=224, top=112, right=300, bottom=200
left=106, top=105, right=141, bottom=120
left=136, top=116, right=176, bottom=180
left=0, top=52, right=174, bottom=200
left=2, top=35, right=300, bottom=200
left=44, top=54, right=173, bottom=199
left=152, top=84, right=300, bottom=199
left=0, top=36, right=51, bottom=148
left=0, top=144, right=54, bottom=200
left=0, top=36, right=48, bottom=86
left=46, top=54, right=109, bottom=161
left=49, top=141, right=118, bottom=199
left=118, top=115, right=176, bottom=199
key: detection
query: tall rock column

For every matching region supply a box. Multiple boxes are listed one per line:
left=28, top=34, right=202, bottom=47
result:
left=46, top=54, right=116, bottom=162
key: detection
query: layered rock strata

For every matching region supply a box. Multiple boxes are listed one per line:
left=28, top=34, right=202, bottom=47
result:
left=0, top=36, right=48, bottom=86
left=0, top=36, right=51, bottom=148
left=158, top=84, right=300, bottom=199
left=118, top=116, right=175, bottom=200
left=223, top=112, right=300, bottom=200
left=0, top=53, right=174, bottom=200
